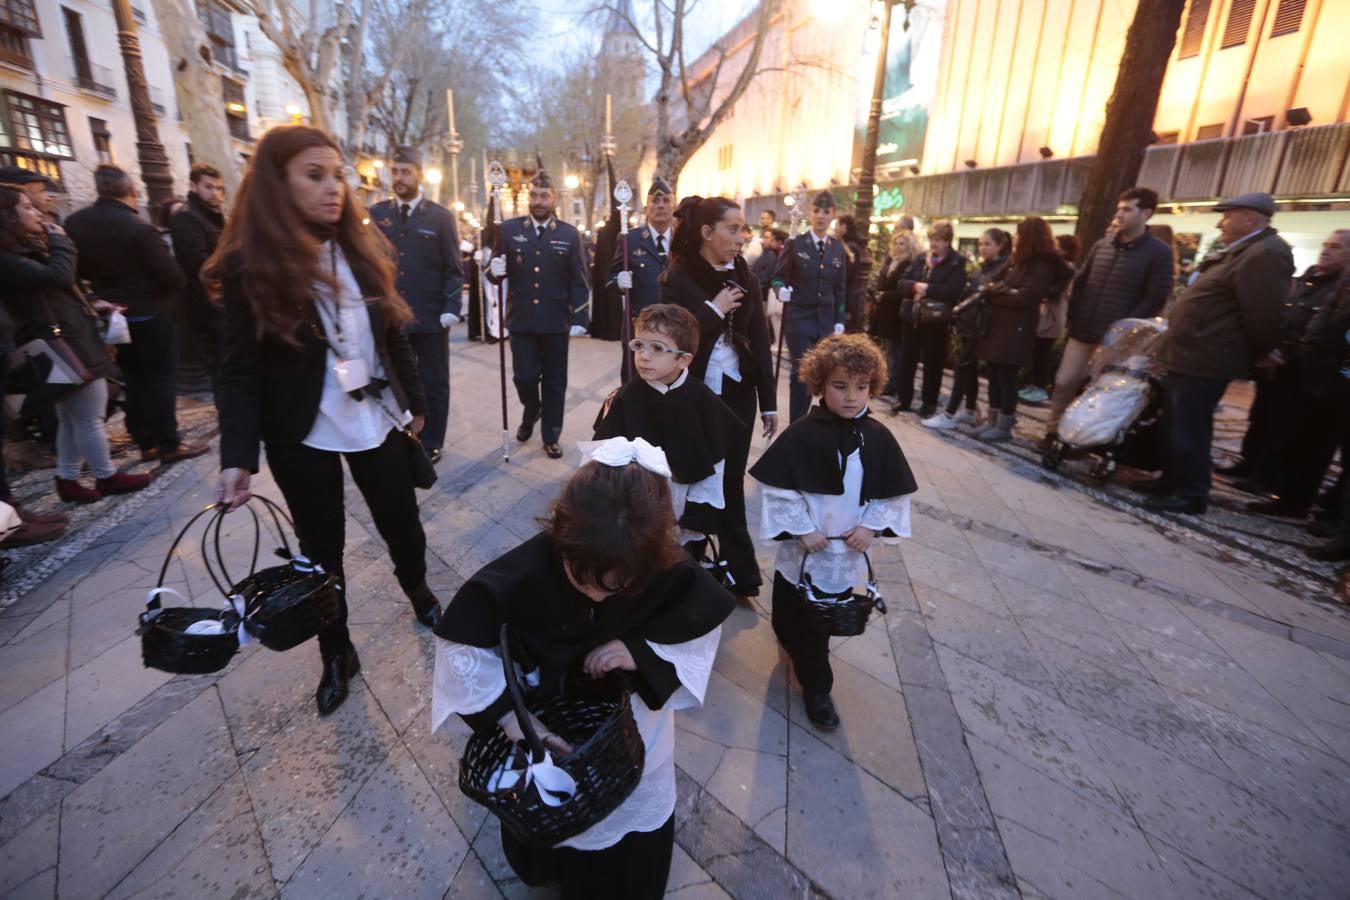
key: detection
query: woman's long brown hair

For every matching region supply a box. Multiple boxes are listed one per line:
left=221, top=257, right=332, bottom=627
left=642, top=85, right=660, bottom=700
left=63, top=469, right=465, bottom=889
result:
left=202, top=126, right=411, bottom=343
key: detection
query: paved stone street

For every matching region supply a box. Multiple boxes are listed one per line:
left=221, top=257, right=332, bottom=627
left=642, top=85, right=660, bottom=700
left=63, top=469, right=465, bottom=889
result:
left=1, top=332, right=1347, bottom=899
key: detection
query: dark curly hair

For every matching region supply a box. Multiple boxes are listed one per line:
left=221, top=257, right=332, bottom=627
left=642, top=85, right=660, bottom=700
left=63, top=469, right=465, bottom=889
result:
left=797, top=333, right=887, bottom=398
left=545, top=461, right=684, bottom=595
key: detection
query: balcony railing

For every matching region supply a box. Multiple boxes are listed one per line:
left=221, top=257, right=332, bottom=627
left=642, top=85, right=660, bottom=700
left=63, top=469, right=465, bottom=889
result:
left=70, top=56, right=116, bottom=99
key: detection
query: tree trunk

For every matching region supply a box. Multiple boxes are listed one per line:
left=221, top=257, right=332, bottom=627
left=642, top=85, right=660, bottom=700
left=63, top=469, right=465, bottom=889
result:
left=148, top=0, right=240, bottom=194
left=1073, top=0, right=1187, bottom=250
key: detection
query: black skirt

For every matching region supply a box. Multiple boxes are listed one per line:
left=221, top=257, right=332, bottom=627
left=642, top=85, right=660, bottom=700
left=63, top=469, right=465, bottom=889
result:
left=501, top=813, right=675, bottom=900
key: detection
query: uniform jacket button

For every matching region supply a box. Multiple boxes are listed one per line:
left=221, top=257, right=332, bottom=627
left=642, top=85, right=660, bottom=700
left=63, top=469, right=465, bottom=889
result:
left=533, top=299, right=540, bottom=304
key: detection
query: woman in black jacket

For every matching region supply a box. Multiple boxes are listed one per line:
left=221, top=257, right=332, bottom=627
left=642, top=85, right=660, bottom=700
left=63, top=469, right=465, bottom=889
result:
left=895, top=221, right=967, bottom=417
left=975, top=217, right=1073, bottom=442
left=658, top=196, right=776, bottom=599
left=208, top=126, right=434, bottom=716
left=873, top=229, right=922, bottom=399
left=0, top=186, right=150, bottom=504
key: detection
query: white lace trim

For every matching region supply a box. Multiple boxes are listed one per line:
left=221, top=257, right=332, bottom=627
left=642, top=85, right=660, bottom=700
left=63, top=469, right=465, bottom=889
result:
left=859, top=495, right=912, bottom=538
left=760, top=486, right=816, bottom=538
left=647, top=625, right=721, bottom=711
left=431, top=641, right=505, bottom=735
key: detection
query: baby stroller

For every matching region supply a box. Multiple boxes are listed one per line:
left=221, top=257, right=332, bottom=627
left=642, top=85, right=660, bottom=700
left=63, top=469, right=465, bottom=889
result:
left=1040, top=318, right=1167, bottom=480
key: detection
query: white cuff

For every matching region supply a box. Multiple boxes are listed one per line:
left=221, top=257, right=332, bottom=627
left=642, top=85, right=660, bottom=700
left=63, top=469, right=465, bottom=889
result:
left=704, top=300, right=727, bottom=320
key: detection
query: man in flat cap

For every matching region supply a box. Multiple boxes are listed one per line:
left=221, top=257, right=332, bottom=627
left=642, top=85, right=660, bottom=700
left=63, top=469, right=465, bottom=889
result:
left=369, top=145, right=464, bottom=464
left=772, top=188, right=847, bottom=421
left=1143, top=191, right=1293, bottom=515
left=0, top=165, right=55, bottom=222
left=487, top=169, right=590, bottom=459
left=610, top=177, right=674, bottom=381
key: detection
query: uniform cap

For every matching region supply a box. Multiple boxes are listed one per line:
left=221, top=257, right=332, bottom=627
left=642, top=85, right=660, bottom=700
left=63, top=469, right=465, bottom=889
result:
left=647, top=177, right=672, bottom=198
left=391, top=145, right=421, bottom=167
left=812, top=189, right=837, bottom=210
left=1213, top=192, right=1275, bottom=217
left=530, top=170, right=554, bottom=190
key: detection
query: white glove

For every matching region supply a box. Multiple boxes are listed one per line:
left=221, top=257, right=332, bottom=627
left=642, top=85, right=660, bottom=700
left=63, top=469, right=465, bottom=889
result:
left=833, top=323, right=845, bottom=335
left=439, top=313, right=459, bottom=328
left=615, top=270, right=633, bottom=291
left=479, top=248, right=492, bottom=265
left=779, top=286, right=792, bottom=304
left=489, top=256, right=506, bottom=278
left=569, top=325, right=587, bottom=337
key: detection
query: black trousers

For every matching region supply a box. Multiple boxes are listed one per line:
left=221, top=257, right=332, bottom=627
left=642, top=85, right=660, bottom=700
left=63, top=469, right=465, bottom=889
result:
left=717, top=374, right=763, bottom=594
left=897, top=319, right=948, bottom=410
left=771, top=572, right=831, bottom=692
left=119, top=315, right=181, bottom=453
left=407, top=330, right=450, bottom=451
left=510, top=332, right=569, bottom=444
left=1162, top=372, right=1229, bottom=504
left=1240, top=366, right=1297, bottom=484
left=1274, top=381, right=1350, bottom=509
left=264, top=430, right=428, bottom=657
left=945, top=336, right=980, bottom=415
left=1029, top=337, right=1055, bottom=389
left=786, top=332, right=820, bottom=422
left=185, top=298, right=224, bottom=402
left=986, top=362, right=1020, bottom=416
left=502, top=814, right=674, bottom=900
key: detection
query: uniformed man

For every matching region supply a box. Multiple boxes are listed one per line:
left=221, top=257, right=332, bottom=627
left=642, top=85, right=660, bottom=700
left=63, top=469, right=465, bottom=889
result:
left=611, top=177, right=674, bottom=381
left=487, top=170, right=590, bottom=459
left=772, top=189, right=847, bottom=421
left=369, top=146, right=464, bottom=463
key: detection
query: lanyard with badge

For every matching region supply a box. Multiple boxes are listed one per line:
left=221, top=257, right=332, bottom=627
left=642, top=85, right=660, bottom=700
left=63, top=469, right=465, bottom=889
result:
left=313, top=242, right=374, bottom=394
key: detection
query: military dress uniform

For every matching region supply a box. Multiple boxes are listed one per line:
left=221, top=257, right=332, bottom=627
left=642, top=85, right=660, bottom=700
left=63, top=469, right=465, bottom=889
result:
left=773, top=227, right=847, bottom=421
left=490, top=214, right=590, bottom=448
left=608, top=223, right=671, bottom=381
left=369, top=190, right=464, bottom=454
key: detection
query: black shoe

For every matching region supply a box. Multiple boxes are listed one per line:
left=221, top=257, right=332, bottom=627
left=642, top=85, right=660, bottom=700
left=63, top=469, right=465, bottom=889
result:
left=1132, top=477, right=1174, bottom=496
left=404, top=582, right=443, bottom=628
left=516, top=415, right=539, bottom=443
left=1246, top=499, right=1308, bottom=518
left=1144, top=494, right=1207, bottom=515
left=1231, top=478, right=1273, bottom=495
left=802, top=689, right=839, bottom=731
left=315, top=645, right=361, bottom=716
left=543, top=442, right=563, bottom=459
left=1215, top=461, right=1250, bottom=477
left=890, top=401, right=913, bottom=416
left=1307, top=538, right=1350, bottom=562
left=1312, top=505, right=1341, bottom=524
left=916, top=405, right=938, bottom=418
left=427, top=447, right=442, bottom=464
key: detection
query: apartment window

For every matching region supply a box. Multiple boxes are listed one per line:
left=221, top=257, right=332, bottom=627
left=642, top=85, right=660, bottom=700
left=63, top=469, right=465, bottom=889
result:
left=222, top=76, right=250, bottom=141
left=0, top=0, right=40, bottom=35
left=1178, top=0, right=1211, bottom=58
left=1241, top=116, right=1274, bottom=135
left=4, top=91, right=74, bottom=158
left=1155, top=131, right=1180, bottom=145
left=0, top=150, right=62, bottom=187
left=89, top=116, right=112, bottom=163
left=1195, top=123, right=1224, bottom=140
left=197, top=0, right=238, bottom=71
left=717, top=144, right=733, bottom=172
left=1271, top=0, right=1305, bottom=36
left=0, top=24, right=31, bottom=67
left=1221, top=0, right=1256, bottom=48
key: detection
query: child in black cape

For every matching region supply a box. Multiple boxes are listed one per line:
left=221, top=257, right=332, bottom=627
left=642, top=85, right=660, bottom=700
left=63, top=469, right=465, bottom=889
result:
left=593, top=303, right=743, bottom=549
left=431, top=447, right=734, bottom=899
left=749, top=334, right=918, bottom=730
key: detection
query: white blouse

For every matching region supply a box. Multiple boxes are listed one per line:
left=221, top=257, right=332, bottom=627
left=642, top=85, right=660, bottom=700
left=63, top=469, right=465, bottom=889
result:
left=431, top=626, right=722, bottom=851
left=760, top=445, right=911, bottom=594
left=303, top=243, right=410, bottom=453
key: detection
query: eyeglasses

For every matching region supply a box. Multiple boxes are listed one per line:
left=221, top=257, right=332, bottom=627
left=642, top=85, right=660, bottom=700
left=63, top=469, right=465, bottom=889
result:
left=628, top=338, right=687, bottom=356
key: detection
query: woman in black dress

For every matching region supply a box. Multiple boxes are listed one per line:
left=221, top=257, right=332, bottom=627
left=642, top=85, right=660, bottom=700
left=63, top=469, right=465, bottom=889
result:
left=658, top=196, right=777, bottom=600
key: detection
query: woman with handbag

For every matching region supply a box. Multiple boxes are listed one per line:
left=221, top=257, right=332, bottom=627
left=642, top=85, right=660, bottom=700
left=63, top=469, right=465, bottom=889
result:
left=658, top=196, right=777, bottom=602
left=893, top=222, right=967, bottom=417
left=975, top=217, right=1074, bottom=442
left=208, top=126, right=438, bottom=716
left=923, top=228, right=1011, bottom=430
left=873, top=228, right=922, bottom=403
left=0, top=186, right=150, bottom=503
left=431, top=448, right=734, bottom=898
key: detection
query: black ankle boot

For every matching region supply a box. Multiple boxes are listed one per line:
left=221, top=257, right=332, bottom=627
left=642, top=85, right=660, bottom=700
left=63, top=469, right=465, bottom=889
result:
left=802, top=689, right=840, bottom=731
left=403, top=581, right=443, bottom=629
left=316, top=644, right=361, bottom=716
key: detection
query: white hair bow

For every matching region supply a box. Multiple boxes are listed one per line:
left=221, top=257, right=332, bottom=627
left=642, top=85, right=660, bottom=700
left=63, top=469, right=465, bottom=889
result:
left=586, top=436, right=672, bottom=477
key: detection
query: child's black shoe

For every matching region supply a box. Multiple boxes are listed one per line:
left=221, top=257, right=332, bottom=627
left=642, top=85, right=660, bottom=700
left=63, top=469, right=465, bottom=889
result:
left=803, top=689, right=840, bottom=731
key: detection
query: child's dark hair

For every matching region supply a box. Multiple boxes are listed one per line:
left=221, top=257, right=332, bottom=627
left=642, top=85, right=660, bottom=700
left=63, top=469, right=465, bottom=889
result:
left=797, top=333, right=887, bottom=398
left=545, top=462, right=685, bottom=594
left=634, top=303, right=698, bottom=354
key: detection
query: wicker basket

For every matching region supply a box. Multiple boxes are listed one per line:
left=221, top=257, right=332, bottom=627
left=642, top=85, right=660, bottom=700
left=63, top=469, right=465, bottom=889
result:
left=235, top=559, right=342, bottom=651
left=459, top=625, right=645, bottom=847
left=694, top=534, right=735, bottom=590
left=794, top=550, right=887, bottom=637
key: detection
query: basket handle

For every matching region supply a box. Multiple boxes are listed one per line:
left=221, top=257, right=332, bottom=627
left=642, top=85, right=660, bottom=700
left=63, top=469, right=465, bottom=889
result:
left=497, top=623, right=547, bottom=763
left=794, top=544, right=883, bottom=610
left=152, top=504, right=232, bottom=602
left=699, top=534, right=735, bottom=587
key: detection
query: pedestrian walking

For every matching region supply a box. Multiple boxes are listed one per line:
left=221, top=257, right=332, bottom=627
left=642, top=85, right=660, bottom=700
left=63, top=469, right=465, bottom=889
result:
left=209, top=126, right=439, bottom=716
left=659, top=195, right=777, bottom=600
left=431, top=453, right=733, bottom=899
left=873, top=228, right=923, bottom=404
left=750, top=334, right=916, bottom=730
left=369, top=146, right=465, bottom=464
left=169, top=164, right=228, bottom=398
left=1040, top=188, right=1173, bottom=449
left=1142, top=192, right=1294, bottom=515
left=976, top=217, right=1073, bottom=442
left=895, top=221, right=966, bottom=417
left=922, top=227, right=1011, bottom=430
left=611, top=178, right=674, bottom=382
left=486, top=171, right=590, bottom=459
left=0, top=186, right=151, bottom=505
left=773, top=191, right=847, bottom=421
left=64, top=165, right=208, bottom=465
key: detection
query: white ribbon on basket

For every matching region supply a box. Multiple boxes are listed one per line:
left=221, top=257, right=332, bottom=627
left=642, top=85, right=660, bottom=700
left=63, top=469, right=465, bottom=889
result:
left=143, top=587, right=251, bottom=646
left=584, top=436, right=672, bottom=477
left=487, top=750, right=577, bottom=807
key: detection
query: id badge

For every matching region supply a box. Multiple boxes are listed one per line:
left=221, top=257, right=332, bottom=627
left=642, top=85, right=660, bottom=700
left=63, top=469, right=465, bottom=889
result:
left=333, top=357, right=370, bottom=392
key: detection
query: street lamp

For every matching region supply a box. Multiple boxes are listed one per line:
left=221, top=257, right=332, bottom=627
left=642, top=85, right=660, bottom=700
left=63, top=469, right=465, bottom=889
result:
left=425, top=168, right=443, bottom=185
left=285, top=104, right=303, bottom=124
left=855, top=0, right=918, bottom=230
left=564, top=173, right=581, bottom=191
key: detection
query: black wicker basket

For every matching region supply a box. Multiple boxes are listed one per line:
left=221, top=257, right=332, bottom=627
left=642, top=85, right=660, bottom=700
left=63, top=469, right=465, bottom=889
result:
left=794, top=548, right=887, bottom=637
left=458, top=625, right=645, bottom=847
left=694, top=534, right=735, bottom=590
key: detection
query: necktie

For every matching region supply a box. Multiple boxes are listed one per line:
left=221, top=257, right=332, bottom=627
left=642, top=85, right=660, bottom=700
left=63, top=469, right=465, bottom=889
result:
left=535, top=224, right=544, bottom=240
left=399, top=203, right=410, bottom=224
left=655, top=234, right=666, bottom=258
left=816, top=239, right=825, bottom=257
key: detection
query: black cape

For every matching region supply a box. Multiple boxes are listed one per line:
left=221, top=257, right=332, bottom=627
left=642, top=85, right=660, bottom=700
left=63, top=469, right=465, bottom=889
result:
left=749, top=404, right=918, bottom=504
left=434, top=533, right=735, bottom=725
